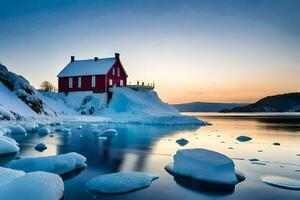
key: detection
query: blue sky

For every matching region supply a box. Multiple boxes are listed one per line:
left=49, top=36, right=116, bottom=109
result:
left=0, top=0, right=299, bottom=103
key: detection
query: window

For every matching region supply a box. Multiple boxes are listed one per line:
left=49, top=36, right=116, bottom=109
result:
left=109, top=79, right=113, bottom=86
left=69, top=77, right=73, bottom=88
left=78, top=77, right=81, bottom=88
left=117, top=68, right=120, bottom=77
left=112, top=68, right=115, bottom=75
left=91, top=76, right=96, bottom=87
left=120, top=80, right=124, bottom=86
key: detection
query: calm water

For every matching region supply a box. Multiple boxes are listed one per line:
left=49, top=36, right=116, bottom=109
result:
left=4, top=113, right=300, bottom=199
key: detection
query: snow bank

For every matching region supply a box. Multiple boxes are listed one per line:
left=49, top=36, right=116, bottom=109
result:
left=0, top=136, right=19, bottom=155
left=9, top=124, right=27, bottom=134
left=168, top=148, right=242, bottom=186
left=0, top=171, right=64, bottom=200
left=86, top=172, right=158, bottom=194
left=6, top=152, right=87, bottom=175
left=262, top=175, right=300, bottom=190
left=99, top=88, right=207, bottom=125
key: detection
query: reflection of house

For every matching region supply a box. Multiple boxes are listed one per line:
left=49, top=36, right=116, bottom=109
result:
left=57, top=53, right=128, bottom=93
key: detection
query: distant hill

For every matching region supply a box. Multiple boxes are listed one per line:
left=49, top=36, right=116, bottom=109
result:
left=220, top=93, right=300, bottom=113
left=173, top=102, right=248, bottom=112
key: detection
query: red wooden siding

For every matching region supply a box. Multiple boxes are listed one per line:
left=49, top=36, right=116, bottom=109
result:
left=106, top=60, right=127, bottom=88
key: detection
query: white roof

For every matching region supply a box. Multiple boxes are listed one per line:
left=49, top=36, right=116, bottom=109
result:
left=57, top=57, right=116, bottom=77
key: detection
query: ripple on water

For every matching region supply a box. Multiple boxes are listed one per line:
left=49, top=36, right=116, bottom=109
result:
left=262, top=175, right=300, bottom=190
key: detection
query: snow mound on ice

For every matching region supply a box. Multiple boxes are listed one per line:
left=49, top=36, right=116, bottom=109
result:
left=100, top=88, right=207, bottom=125
left=20, top=122, right=38, bottom=133
left=6, top=152, right=87, bottom=175
left=102, top=128, right=118, bottom=136
left=35, top=143, right=47, bottom=151
left=0, top=136, right=19, bottom=155
left=0, top=127, right=11, bottom=136
left=170, top=148, right=240, bottom=186
left=236, top=136, right=252, bottom=142
left=9, top=125, right=26, bottom=134
left=176, top=138, right=189, bottom=146
left=86, top=172, right=158, bottom=194
left=0, top=171, right=64, bottom=200
left=0, top=167, right=25, bottom=186
left=262, top=175, right=300, bottom=190
left=38, top=127, right=51, bottom=135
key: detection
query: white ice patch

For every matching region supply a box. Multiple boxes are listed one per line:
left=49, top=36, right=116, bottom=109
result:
left=171, top=148, right=240, bottom=186
left=262, top=175, right=300, bottom=190
left=0, top=171, right=64, bottom=200
left=6, top=152, right=87, bottom=175
left=0, top=136, right=19, bottom=155
left=86, top=172, right=158, bottom=194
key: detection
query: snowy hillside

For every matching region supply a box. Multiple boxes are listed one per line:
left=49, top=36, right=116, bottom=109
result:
left=0, top=63, right=206, bottom=125
left=0, top=83, right=37, bottom=120
left=97, top=88, right=207, bottom=125
left=0, top=63, right=56, bottom=118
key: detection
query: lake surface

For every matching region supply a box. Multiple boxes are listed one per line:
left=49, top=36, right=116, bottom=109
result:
left=4, top=113, right=300, bottom=199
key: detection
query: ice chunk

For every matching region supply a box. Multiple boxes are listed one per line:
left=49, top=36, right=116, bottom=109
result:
left=0, top=167, right=25, bottom=186
left=176, top=138, right=189, bottom=146
left=0, top=171, right=64, bottom=200
left=38, top=127, right=50, bottom=135
left=62, top=128, right=72, bottom=134
left=262, top=175, right=300, bottom=190
left=170, top=148, right=240, bottom=186
left=0, top=136, right=19, bottom=155
left=236, top=136, right=252, bottom=142
left=101, top=128, right=118, bottom=136
left=35, top=143, right=47, bottom=151
left=6, top=152, right=87, bottom=175
left=0, top=127, right=11, bottom=136
left=86, top=172, right=158, bottom=194
left=9, top=125, right=26, bottom=134
left=20, top=123, right=38, bottom=133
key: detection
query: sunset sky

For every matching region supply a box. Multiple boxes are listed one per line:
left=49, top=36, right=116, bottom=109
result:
left=0, top=0, right=299, bottom=104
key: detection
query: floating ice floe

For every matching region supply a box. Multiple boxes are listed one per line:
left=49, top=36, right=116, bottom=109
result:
left=6, top=152, right=87, bottom=175
left=0, top=167, right=25, bottom=186
left=0, top=136, right=19, bottom=155
left=9, top=125, right=26, bottom=135
left=176, top=138, right=189, bottom=146
left=236, top=136, right=252, bottom=142
left=101, top=128, right=118, bottom=136
left=86, top=172, right=158, bottom=194
left=35, top=143, right=47, bottom=151
left=38, top=127, right=51, bottom=135
left=262, top=175, right=300, bottom=190
left=166, top=148, right=244, bottom=186
left=62, top=128, right=72, bottom=134
left=0, top=170, right=64, bottom=200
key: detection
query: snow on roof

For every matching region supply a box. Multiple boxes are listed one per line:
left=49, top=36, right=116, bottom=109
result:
left=57, top=57, right=116, bottom=77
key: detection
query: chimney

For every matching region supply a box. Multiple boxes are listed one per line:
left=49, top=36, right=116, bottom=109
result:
left=115, top=53, right=120, bottom=60
left=70, top=56, right=75, bottom=63
left=94, top=57, right=98, bottom=61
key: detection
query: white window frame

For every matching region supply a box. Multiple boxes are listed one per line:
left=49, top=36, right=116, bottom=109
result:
left=120, top=80, right=123, bottom=86
left=91, top=76, right=96, bottom=88
left=112, top=68, right=115, bottom=76
left=117, top=68, right=120, bottom=77
left=109, top=79, right=113, bottom=86
left=78, top=77, right=81, bottom=88
left=69, top=77, right=73, bottom=88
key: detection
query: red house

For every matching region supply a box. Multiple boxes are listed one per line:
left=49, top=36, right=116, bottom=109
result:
left=57, top=53, right=128, bottom=93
